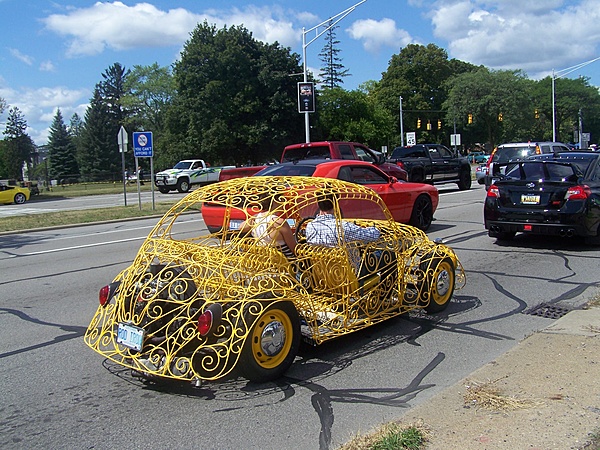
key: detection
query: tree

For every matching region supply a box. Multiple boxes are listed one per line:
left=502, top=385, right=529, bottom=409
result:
left=1, top=107, right=35, bottom=180
left=47, top=108, right=79, bottom=181
left=313, top=87, right=394, bottom=149
left=79, top=87, right=119, bottom=181
left=374, top=44, right=477, bottom=145
left=318, top=20, right=350, bottom=89
left=68, top=113, right=85, bottom=170
left=444, top=68, right=532, bottom=148
left=165, top=22, right=304, bottom=167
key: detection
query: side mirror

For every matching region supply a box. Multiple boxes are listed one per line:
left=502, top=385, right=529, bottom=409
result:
left=389, top=176, right=398, bottom=184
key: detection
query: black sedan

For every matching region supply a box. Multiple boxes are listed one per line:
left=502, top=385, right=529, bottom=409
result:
left=484, top=151, right=600, bottom=243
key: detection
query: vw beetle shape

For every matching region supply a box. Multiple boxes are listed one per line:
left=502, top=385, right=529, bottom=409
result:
left=84, top=176, right=465, bottom=384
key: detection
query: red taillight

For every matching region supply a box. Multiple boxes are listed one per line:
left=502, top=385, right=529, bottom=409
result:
left=565, top=185, right=591, bottom=200
left=197, top=310, right=213, bottom=336
left=487, top=185, right=500, bottom=198
left=99, top=285, right=110, bottom=306
left=396, top=161, right=405, bottom=170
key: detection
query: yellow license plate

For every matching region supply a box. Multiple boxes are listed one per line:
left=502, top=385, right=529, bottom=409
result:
left=521, top=194, right=540, bottom=204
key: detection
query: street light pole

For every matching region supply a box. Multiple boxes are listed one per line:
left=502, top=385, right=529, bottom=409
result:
left=301, top=0, right=367, bottom=143
left=552, top=56, right=600, bottom=142
left=399, top=96, right=404, bottom=147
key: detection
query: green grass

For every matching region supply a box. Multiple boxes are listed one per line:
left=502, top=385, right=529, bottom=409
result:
left=0, top=200, right=177, bottom=233
left=339, top=423, right=427, bottom=450
left=0, top=181, right=181, bottom=233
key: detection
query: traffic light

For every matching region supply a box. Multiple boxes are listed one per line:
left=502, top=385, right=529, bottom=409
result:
left=535, top=109, right=539, bottom=119
left=417, top=118, right=421, bottom=129
left=468, top=113, right=473, bottom=124
left=437, top=119, right=442, bottom=129
left=498, top=113, right=503, bottom=122
left=426, top=120, right=432, bottom=130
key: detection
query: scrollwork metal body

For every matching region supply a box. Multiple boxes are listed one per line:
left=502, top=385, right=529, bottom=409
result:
left=84, top=176, right=465, bottom=382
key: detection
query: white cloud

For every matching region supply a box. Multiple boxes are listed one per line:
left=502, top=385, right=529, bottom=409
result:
left=0, top=84, right=89, bottom=144
left=39, top=61, right=56, bottom=72
left=429, top=0, right=600, bottom=76
left=41, top=2, right=305, bottom=57
left=9, top=48, right=34, bottom=65
left=346, top=18, right=413, bottom=53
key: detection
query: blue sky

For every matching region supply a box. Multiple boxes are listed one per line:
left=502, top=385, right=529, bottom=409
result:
left=3, top=0, right=600, bottom=145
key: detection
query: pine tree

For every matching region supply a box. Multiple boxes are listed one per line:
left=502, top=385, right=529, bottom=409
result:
left=79, top=87, right=118, bottom=181
left=47, top=108, right=79, bottom=181
left=318, top=21, right=350, bottom=89
left=1, top=107, right=35, bottom=180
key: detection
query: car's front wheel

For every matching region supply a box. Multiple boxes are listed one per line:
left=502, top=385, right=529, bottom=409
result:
left=176, top=178, right=190, bottom=193
left=241, top=301, right=300, bottom=382
left=409, top=195, right=433, bottom=231
left=420, top=256, right=455, bottom=313
left=14, top=193, right=26, bottom=204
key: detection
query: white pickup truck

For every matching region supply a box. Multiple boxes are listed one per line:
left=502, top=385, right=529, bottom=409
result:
left=154, top=160, right=234, bottom=193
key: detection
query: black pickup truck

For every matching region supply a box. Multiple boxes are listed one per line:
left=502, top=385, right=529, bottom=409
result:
left=387, top=143, right=472, bottom=190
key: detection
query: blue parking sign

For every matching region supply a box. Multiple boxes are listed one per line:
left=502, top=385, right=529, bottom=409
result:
left=133, top=132, right=153, bottom=157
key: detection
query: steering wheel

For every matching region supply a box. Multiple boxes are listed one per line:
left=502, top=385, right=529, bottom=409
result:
left=295, top=216, right=315, bottom=244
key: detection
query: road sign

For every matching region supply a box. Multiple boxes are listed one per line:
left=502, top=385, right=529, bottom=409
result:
left=406, top=132, right=416, bottom=146
left=133, top=132, right=153, bottom=157
left=117, top=126, right=128, bottom=153
left=451, top=134, right=461, bottom=146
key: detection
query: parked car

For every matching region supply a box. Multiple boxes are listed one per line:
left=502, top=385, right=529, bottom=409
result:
left=84, top=176, right=465, bottom=384
left=484, top=151, right=600, bottom=243
left=0, top=183, right=30, bottom=204
left=483, top=142, right=572, bottom=188
left=475, top=164, right=488, bottom=185
left=468, top=152, right=489, bottom=164
left=203, top=160, right=439, bottom=232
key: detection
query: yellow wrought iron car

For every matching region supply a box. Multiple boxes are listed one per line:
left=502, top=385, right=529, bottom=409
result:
left=84, top=176, right=465, bottom=384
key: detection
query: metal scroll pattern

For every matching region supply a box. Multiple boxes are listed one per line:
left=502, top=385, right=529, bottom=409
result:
left=84, top=176, right=465, bottom=382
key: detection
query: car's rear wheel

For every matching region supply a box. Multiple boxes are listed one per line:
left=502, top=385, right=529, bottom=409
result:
left=241, top=301, right=300, bottom=382
left=457, top=169, right=472, bottom=190
left=158, top=187, right=170, bottom=194
left=176, top=179, right=190, bottom=193
left=419, top=256, right=455, bottom=313
left=14, top=193, right=26, bottom=204
left=409, top=195, right=433, bottom=231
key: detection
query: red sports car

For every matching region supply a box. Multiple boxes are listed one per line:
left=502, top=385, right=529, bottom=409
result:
left=202, top=159, right=439, bottom=232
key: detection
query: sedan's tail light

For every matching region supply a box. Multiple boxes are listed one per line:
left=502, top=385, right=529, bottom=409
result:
left=396, top=161, right=405, bottom=170
left=565, top=185, right=591, bottom=201
left=487, top=185, right=500, bottom=198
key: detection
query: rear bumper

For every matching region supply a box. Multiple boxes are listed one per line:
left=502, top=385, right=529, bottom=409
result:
left=485, top=220, right=589, bottom=238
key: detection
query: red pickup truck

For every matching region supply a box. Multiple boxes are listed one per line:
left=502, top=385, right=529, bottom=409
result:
left=219, top=141, right=407, bottom=181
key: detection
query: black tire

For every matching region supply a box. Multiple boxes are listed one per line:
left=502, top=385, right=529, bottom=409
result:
left=158, top=187, right=170, bottom=194
left=176, top=178, right=190, bottom=193
left=241, top=302, right=300, bottom=382
left=457, top=169, right=472, bottom=190
left=14, top=193, right=26, bottom=204
left=409, top=195, right=433, bottom=231
left=410, top=170, right=424, bottom=183
left=420, top=256, right=455, bottom=313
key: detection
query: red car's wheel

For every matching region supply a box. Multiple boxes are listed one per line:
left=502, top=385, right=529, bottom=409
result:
left=409, top=195, right=433, bottom=231
left=241, top=302, right=300, bottom=382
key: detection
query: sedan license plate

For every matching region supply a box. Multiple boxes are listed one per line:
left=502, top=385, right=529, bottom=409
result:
left=117, top=323, right=144, bottom=351
left=521, top=194, right=540, bottom=205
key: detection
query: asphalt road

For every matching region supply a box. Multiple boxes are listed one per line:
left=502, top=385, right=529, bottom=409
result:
left=1, top=184, right=598, bottom=450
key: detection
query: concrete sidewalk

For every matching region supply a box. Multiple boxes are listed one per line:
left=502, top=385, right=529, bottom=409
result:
left=398, top=307, right=600, bottom=449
